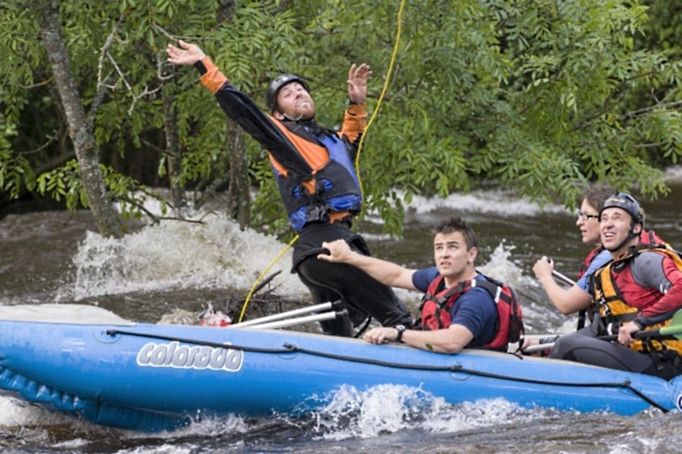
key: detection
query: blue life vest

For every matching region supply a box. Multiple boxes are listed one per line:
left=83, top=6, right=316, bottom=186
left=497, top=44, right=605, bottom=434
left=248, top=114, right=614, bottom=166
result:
left=273, top=133, right=362, bottom=232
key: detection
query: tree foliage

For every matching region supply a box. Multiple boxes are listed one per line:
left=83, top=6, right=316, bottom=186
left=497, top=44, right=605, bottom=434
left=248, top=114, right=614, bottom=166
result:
left=0, top=0, right=680, bottom=236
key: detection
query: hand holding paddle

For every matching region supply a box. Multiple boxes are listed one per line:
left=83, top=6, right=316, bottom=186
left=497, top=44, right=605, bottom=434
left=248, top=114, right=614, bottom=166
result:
left=600, top=310, right=682, bottom=343
left=618, top=321, right=640, bottom=346
left=523, top=310, right=682, bottom=354
left=533, top=256, right=576, bottom=287
left=533, top=256, right=555, bottom=281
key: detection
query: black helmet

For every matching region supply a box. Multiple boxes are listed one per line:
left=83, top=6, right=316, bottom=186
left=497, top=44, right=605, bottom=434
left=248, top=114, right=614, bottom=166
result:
left=600, top=192, right=644, bottom=224
left=265, top=74, right=309, bottom=112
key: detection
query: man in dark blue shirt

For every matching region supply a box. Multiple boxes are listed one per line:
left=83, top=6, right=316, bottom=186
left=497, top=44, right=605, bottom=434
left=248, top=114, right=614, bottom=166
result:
left=318, top=217, right=498, bottom=353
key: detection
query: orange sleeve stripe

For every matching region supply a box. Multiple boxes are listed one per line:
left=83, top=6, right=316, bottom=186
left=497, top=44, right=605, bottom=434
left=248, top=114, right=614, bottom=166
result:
left=199, top=57, right=229, bottom=95
left=339, top=103, right=367, bottom=143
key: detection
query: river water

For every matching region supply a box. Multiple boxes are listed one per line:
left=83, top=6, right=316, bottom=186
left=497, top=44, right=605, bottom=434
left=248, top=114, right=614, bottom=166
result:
left=1, top=168, right=682, bottom=453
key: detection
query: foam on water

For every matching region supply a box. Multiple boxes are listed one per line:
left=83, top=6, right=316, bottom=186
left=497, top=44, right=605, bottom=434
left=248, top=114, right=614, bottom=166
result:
left=117, top=446, right=192, bottom=454
left=121, top=413, right=250, bottom=444
left=422, top=398, right=535, bottom=434
left=0, top=395, right=71, bottom=427
left=309, top=384, right=541, bottom=440
left=405, top=189, right=568, bottom=217
left=478, top=241, right=527, bottom=286
left=63, top=213, right=307, bottom=300
left=360, top=188, right=568, bottom=227
left=663, top=165, right=682, bottom=183
left=52, top=438, right=89, bottom=449
left=58, top=188, right=568, bottom=303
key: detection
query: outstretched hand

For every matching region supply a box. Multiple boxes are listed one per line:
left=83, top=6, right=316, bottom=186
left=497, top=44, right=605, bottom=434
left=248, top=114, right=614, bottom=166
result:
left=166, top=40, right=206, bottom=66
left=347, top=63, right=372, bottom=104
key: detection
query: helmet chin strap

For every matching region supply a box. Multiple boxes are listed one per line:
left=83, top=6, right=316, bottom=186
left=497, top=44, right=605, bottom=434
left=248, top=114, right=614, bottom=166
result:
left=282, top=113, right=301, bottom=121
left=607, top=223, right=641, bottom=252
left=280, top=112, right=314, bottom=122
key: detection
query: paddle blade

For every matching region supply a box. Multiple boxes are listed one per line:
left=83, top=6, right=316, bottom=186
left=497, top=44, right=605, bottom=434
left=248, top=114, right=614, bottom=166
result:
left=659, top=310, right=682, bottom=340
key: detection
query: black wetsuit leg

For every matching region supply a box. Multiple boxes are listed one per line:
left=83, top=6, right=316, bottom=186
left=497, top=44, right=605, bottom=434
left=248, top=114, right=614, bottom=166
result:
left=296, top=257, right=413, bottom=336
left=549, top=323, right=681, bottom=379
left=291, top=222, right=413, bottom=337
left=296, top=267, right=354, bottom=336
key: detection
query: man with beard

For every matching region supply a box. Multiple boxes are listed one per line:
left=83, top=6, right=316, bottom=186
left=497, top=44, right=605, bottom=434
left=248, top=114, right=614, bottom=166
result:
left=167, top=41, right=412, bottom=336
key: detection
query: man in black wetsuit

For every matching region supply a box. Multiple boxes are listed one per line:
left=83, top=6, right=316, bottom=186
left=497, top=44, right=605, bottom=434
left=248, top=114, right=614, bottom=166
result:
left=167, top=40, right=412, bottom=335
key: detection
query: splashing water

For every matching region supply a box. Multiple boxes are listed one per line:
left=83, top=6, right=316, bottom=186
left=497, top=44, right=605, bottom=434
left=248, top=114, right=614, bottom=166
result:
left=309, top=384, right=541, bottom=441
left=61, top=213, right=307, bottom=301
left=477, top=241, right=564, bottom=332
left=406, top=189, right=568, bottom=217
left=478, top=241, right=525, bottom=286
left=664, top=165, right=682, bottom=183
left=0, top=396, right=60, bottom=427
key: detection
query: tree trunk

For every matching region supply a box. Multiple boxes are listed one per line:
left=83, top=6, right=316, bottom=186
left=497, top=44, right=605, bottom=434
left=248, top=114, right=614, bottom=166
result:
left=225, top=120, right=250, bottom=229
left=162, top=82, right=185, bottom=213
left=36, top=0, right=122, bottom=237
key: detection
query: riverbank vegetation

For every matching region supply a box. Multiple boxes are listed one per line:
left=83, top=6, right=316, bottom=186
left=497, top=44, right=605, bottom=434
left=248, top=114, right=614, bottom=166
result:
left=1, top=0, right=680, bottom=236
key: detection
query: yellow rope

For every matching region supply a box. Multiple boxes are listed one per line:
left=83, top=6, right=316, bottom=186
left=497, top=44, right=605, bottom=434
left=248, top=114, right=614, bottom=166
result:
left=354, top=0, right=406, bottom=198
left=237, top=0, right=406, bottom=322
left=238, top=233, right=300, bottom=323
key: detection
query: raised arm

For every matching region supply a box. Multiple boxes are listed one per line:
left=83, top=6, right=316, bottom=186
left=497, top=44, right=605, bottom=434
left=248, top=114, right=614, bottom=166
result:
left=317, top=239, right=417, bottom=290
left=347, top=63, right=372, bottom=104
left=166, top=40, right=205, bottom=65
left=339, top=63, right=372, bottom=145
left=166, top=40, right=313, bottom=177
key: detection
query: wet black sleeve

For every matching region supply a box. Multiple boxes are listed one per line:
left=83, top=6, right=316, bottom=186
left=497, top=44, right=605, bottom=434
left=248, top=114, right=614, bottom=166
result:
left=211, top=85, right=312, bottom=178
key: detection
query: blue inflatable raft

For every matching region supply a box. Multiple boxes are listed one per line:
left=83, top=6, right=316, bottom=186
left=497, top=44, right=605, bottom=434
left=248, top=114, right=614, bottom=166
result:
left=0, top=304, right=681, bottom=432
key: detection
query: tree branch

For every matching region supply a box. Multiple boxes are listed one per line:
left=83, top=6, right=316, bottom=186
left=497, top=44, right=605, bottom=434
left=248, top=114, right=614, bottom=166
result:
left=620, top=100, right=682, bottom=120
left=88, top=18, right=123, bottom=126
left=105, top=51, right=162, bottom=115
left=17, top=129, right=61, bottom=155
left=18, top=77, right=53, bottom=89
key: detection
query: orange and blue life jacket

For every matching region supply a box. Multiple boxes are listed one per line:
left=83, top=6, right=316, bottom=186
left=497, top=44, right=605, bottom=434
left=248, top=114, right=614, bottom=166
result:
left=196, top=56, right=366, bottom=232
left=268, top=121, right=362, bottom=231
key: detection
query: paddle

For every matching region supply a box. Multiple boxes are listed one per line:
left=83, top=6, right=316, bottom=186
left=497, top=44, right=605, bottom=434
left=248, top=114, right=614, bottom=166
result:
left=552, top=269, right=576, bottom=287
left=232, top=300, right=343, bottom=328
left=240, top=309, right=348, bottom=330
left=523, top=310, right=682, bottom=354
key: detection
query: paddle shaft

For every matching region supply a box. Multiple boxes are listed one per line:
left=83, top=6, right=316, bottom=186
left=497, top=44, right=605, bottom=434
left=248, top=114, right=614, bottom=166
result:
left=238, top=310, right=347, bottom=330
left=524, top=323, right=682, bottom=354
left=552, top=269, right=576, bottom=287
left=233, top=300, right=340, bottom=327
